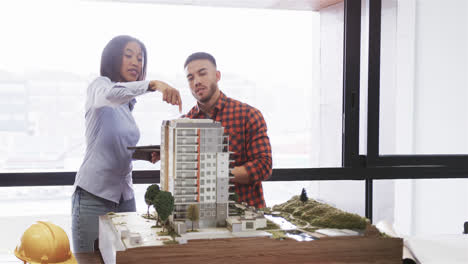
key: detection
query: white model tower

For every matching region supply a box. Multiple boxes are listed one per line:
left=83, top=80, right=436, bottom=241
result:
left=160, top=118, right=232, bottom=229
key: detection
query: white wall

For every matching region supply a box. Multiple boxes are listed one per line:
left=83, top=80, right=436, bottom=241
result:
left=408, top=0, right=468, bottom=236
left=391, top=0, right=468, bottom=236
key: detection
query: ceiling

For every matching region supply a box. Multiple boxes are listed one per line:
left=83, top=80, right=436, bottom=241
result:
left=93, top=0, right=343, bottom=11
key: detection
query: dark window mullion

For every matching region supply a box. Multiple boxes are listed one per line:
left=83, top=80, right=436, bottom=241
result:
left=3, top=166, right=468, bottom=187
left=342, top=0, right=362, bottom=168
left=367, top=0, right=382, bottom=167
left=374, top=155, right=468, bottom=167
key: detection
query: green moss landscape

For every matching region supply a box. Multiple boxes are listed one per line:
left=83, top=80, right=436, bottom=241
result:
left=271, top=195, right=369, bottom=230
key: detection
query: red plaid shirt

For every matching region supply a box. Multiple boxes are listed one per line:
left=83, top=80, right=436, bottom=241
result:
left=183, top=92, right=272, bottom=208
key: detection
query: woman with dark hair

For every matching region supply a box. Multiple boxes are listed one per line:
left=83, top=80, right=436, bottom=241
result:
left=71, top=35, right=181, bottom=252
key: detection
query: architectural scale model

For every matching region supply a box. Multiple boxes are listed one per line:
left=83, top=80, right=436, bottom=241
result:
left=160, top=118, right=267, bottom=233
left=160, top=118, right=230, bottom=233
left=99, top=118, right=270, bottom=263
left=99, top=119, right=401, bottom=264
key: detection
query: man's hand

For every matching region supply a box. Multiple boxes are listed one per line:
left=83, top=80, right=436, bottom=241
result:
left=150, top=151, right=160, bottom=164
left=230, top=166, right=250, bottom=184
left=149, top=80, right=182, bottom=113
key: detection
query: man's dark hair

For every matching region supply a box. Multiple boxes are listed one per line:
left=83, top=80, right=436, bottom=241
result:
left=184, top=52, right=217, bottom=68
left=100, top=35, right=148, bottom=82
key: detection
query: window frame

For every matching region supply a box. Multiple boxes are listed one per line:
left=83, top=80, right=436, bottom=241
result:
left=1, top=0, right=468, bottom=224
left=363, top=0, right=468, bottom=220
left=366, top=0, right=468, bottom=168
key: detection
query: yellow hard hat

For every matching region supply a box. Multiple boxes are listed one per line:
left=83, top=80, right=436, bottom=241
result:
left=14, top=221, right=77, bottom=264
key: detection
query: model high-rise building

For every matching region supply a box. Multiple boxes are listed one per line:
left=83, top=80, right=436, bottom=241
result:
left=160, top=118, right=232, bottom=230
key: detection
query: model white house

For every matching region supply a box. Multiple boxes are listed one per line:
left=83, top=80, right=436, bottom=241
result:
left=227, top=203, right=267, bottom=232
left=160, top=118, right=233, bottom=232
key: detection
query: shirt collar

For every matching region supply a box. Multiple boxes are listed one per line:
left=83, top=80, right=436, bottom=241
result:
left=194, top=91, right=227, bottom=116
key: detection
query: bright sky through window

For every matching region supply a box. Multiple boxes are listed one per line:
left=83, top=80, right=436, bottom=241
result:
left=0, top=0, right=316, bottom=79
left=0, top=0, right=321, bottom=172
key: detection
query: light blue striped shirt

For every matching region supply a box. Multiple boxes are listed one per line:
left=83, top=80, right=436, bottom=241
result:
left=74, top=76, right=150, bottom=203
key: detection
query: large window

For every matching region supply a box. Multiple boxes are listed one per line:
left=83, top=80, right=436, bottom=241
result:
left=6, top=0, right=465, bottom=253
left=364, top=0, right=468, bottom=236
left=0, top=0, right=347, bottom=253
left=0, top=0, right=338, bottom=173
left=379, top=0, right=468, bottom=156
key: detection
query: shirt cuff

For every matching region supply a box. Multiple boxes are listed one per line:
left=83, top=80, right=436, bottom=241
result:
left=115, top=80, right=151, bottom=95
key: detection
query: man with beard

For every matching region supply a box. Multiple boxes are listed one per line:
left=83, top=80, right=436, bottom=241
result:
left=182, top=52, right=272, bottom=208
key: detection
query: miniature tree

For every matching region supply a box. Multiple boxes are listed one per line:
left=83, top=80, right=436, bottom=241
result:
left=300, top=188, right=308, bottom=204
left=186, top=204, right=199, bottom=231
left=229, top=192, right=239, bottom=203
left=153, top=191, right=174, bottom=232
left=145, top=184, right=160, bottom=217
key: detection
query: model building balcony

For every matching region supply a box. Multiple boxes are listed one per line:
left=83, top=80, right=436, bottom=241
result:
left=177, top=137, right=198, bottom=145
left=174, top=179, right=197, bottom=186
left=176, top=171, right=197, bottom=178
left=177, top=154, right=198, bottom=162
left=176, top=145, right=198, bottom=153
left=176, top=128, right=198, bottom=136
left=174, top=204, right=189, bottom=212
left=174, top=195, right=198, bottom=203
left=176, top=162, right=198, bottom=170
left=174, top=187, right=198, bottom=195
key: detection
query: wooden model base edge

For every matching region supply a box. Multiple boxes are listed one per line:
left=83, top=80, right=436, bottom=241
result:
left=116, top=236, right=403, bottom=264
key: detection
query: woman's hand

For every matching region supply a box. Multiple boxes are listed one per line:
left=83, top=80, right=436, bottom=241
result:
left=150, top=151, right=160, bottom=164
left=149, top=80, right=182, bottom=113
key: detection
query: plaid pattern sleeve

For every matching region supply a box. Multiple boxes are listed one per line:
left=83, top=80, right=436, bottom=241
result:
left=184, top=92, right=272, bottom=208
left=244, top=107, right=273, bottom=184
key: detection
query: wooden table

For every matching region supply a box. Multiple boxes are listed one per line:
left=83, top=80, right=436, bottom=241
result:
left=115, top=236, right=403, bottom=264
left=75, top=252, right=104, bottom=264
left=3, top=235, right=403, bottom=264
